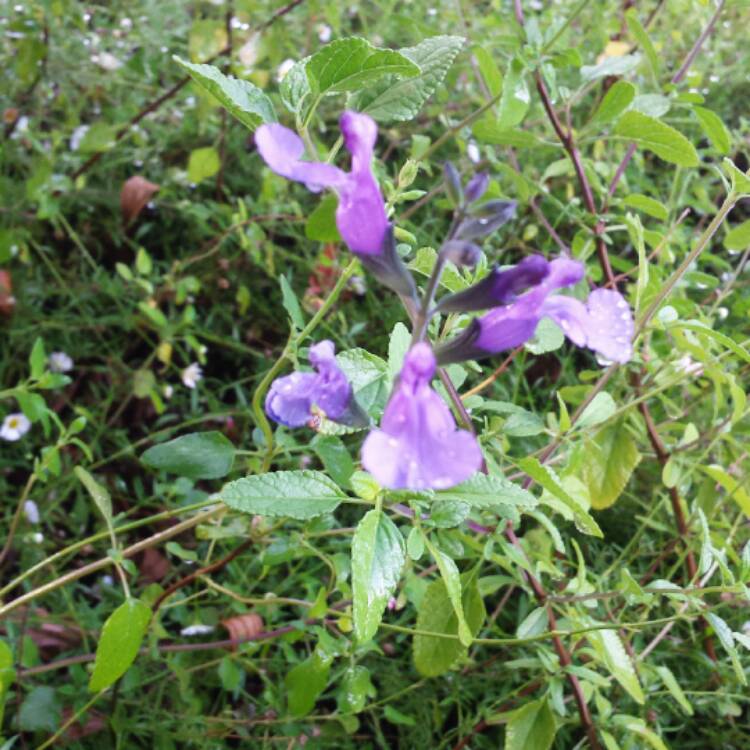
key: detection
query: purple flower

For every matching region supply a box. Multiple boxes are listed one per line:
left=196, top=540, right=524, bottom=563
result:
left=255, top=111, right=388, bottom=257
left=361, top=343, right=483, bottom=490
left=436, top=257, right=634, bottom=365
left=266, top=341, right=352, bottom=428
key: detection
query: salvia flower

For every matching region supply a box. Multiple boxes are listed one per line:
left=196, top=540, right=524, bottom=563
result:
left=436, top=257, right=634, bottom=365
left=256, top=112, right=415, bottom=296
left=361, top=343, right=482, bottom=490
left=256, top=111, right=388, bottom=257
left=266, top=340, right=366, bottom=428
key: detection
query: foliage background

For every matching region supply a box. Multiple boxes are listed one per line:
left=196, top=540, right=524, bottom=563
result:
left=1, top=0, right=749, bottom=748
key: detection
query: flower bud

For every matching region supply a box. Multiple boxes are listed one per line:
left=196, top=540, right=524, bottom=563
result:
left=439, top=240, right=483, bottom=268
left=398, top=159, right=419, bottom=188
left=456, top=200, right=517, bottom=241
left=443, top=161, right=464, bottom=208
left=465, top=172, right=489, bottom=203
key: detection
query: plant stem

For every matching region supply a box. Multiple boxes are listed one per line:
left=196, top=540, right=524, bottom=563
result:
left=0, top=474, right=37, bottom=569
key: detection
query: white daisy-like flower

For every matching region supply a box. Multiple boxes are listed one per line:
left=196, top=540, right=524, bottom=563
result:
left=181, top=362, right=203, bottom=389
left=316, top=23, right=332, bottom=43
left=275, top=58, right=295, bottom=83
left=24, top=500, right=40, bottom=524
left=0, top=413, right=31, bottom=441
left=180, top=624, right=215, bottom=637
left=48, top=351, right=74, bottom=373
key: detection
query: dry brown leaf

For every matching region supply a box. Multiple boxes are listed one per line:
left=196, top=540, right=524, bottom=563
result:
left=138, top=546, right=170, bottom=582
left=120, top=175, right=160, bottom=224
left=0, top=270, right=15, bottom=317
left=221, top=612, right=264, bottom=647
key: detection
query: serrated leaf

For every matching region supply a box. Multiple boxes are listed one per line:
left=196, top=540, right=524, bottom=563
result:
left=519, top=457, right=602, bottom=537
left=694, top=106, right=731, bottom=155
left=352, top=509, right=406, bottom=642
left=590, top=80, right=635, bottom=126
left=141, top=431, right=235, bottom=479
left=413, top=570, right=485, bottom=676
left=279, top=275, right=304, bottom=330
left=222, top=470, right=344, bottom=519
left=174, top=56, right=276, bottom=130
left=504, top=697, right=557, bottom=750
left=577, top=392, right=617, bottom=429
left=614, top=111, right=699, bottom=167
left=311, top=435, right=354, bottom=488
left=655, top=665, right=693, bottom=715
left=89, top=598, right=151, bottom=691
left=588, top=627, right=644, bottom=703
left=353, top=36, right=464, bottom=122
left=306, top=38, right=420, bottom=95
left=581, top=420, right=641, bottom=510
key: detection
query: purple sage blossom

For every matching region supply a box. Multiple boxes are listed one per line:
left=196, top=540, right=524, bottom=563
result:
left=361, top=343, right=482, bottom=490
left=436, top=257, right=634, bottom=365
left=266, top=340, right=353, bottom=428
left=255, top=111, right=388, bottom=257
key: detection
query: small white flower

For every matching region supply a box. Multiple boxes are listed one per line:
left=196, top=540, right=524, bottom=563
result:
left=24, top=500, right=40, bottom=524
left=48, top=351, right=74, bottom=373
left=120, top=17, right=133, bottom=30
left=10, top=115, right=29, bottom=140
left=238, top=34, right=260, bottom=67
left=32, top=532, right=44, bottom=544
left=101, top=575, right=114, bottom=586
left=180, top=624, right=215, bottom=637
left=717, top=307, right=729, bottom=320
left=1, top=413, right=31, bottom=442
left=276, top=58, right=295, bottom=83
left=316, top=23, right=332, bottom=43
left=181, top=362, right=203, bottom=389
left=93, top=52, right=123, bottom=71
left=69, top=125, right=89, bottom=151
left=163, top=384, right=174, bottom=399
left=467, top=142, right=481, bottom=164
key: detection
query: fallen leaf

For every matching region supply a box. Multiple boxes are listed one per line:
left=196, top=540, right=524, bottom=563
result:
left=138, top=547, right=170, bottom=583
left=221, top=612, right=264, bottom=648
left=120, top=176, right=160, bottom=224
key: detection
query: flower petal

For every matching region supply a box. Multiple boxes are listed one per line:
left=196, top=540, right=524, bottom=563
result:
left=255, top=123, right=346, bottom=190
left=265, top=371, right=319, bottom=427
left=361, top=343, right=482, bottom=490
left=580, top=289, right=634, bottom=363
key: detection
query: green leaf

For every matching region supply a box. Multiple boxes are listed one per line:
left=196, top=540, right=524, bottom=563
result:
left=74, top=466, right=113, bottom=528
left=582, top=420, right=641, bottom=510
left=352, top=510, right=406, bottom=642
left=725, top=219, right=750, bottom=251
left=413, top=569, right=485, bottom=676
left=625, top=10, right=659, bottom=79
left=222, top=470, right=344, bottom=519
left=437, top=473, right=537, bottom=522
left=279, top=275, right=304, bottom=330
left=590, top=80, right=636, bottom=126
left=472, top=45, right=502, bottom=97
left=702, top=465, right=750, bottom=516
left=581, top=54, right=640, bottom=82
left=613, top=716, right=668, bottom=750
left=525, top=317, right=564, bottom=354
left=424, top=540, right=472, bottom=646
left=141, top=431, right=235, bottom=479
left=498, top=58, right=530, bottom=130
left=78, top=122, right=119, bottom=154
left=623, top=193, right=668, bottom=221
left=16, top=391, right=46, bottom=423
left=723, top=158, right=750, bottom=195
left=188, top=19, right=227, bottom=62
left=472, top=113, right=541, bottom=148
left=305, top=193, right=341, bottom=242
left=187, top=146, right=220, bottom=183
left=504, top=697, right=557, bottom=750
left=306, top=37, right=419, bottom=96
left=312, top=435, right=354, bottom=488
left=614, top=111, right=699, bottom=167
left=175, top=57, right=276, bottom=131
left=577, top=392, right=617, bottom=429
left=286, top=651, right=331, bottom=717
left=336, top=349, right=390, bottom=418
left=0, top=640, right=15, bottom=728
left=19, top=686, right=60, bottom=732
left=383, top=705, right=416, bottom=726
left=353, top=36, right=464, bottom=122
left=387, top=322, right=411, bottom=383
left=694, top=106, right=731, bottom=155
left=654, top=665, right=693, bottom=715
left=518, top=457, right=602, bottom=537
left=588, top=627, right=644, bottom=703
left=89, top=598, right=151, bottom=692
left=337, top=665, right=376, bottom=714
left=707, top=612, right=746, bottom=685
left=29, top=337, right=46, bottom=379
